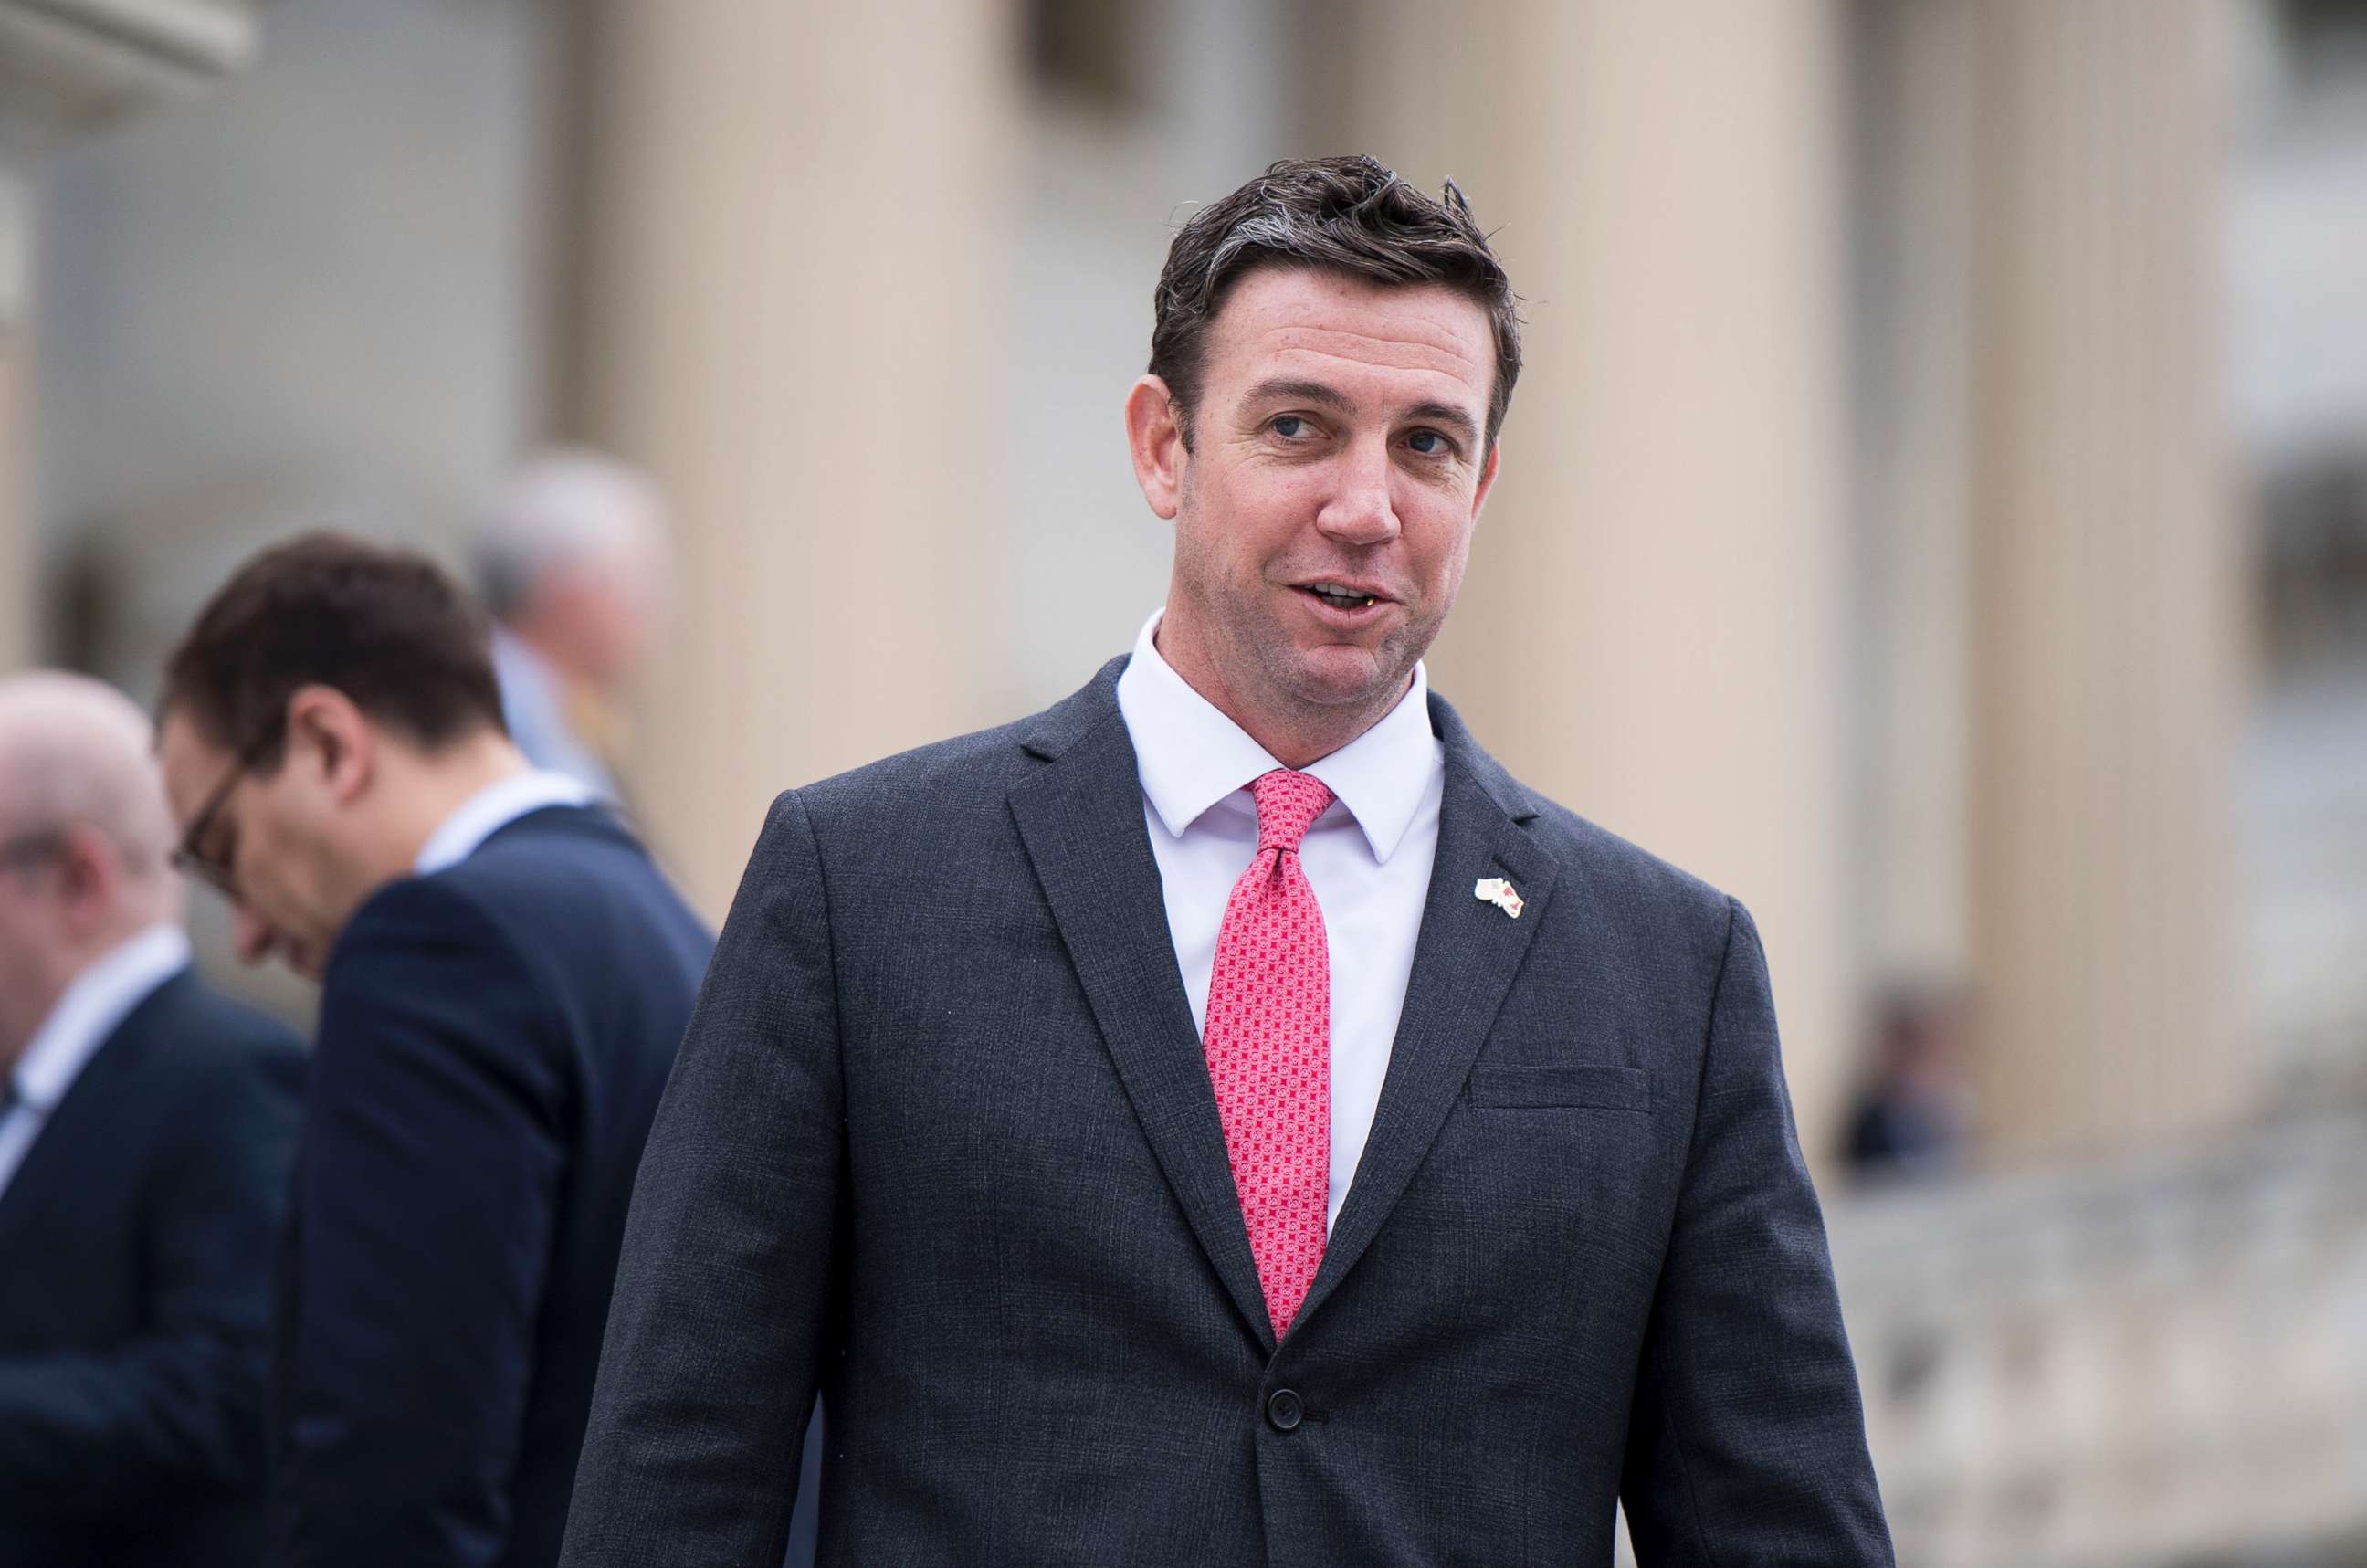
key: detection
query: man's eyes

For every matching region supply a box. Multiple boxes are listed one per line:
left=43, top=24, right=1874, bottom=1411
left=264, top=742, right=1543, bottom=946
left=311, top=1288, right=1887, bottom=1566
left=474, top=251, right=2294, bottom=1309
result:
left=1265, top=416, right=1455, bottom=453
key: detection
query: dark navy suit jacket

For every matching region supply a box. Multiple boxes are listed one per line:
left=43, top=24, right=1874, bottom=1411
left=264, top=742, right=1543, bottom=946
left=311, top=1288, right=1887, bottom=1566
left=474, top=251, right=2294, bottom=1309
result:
left=0, top=966, right=304, bottom=1568
left=268, top=805, right=712, bottom=1568
left=564, top=661, right=1893, bottom=1566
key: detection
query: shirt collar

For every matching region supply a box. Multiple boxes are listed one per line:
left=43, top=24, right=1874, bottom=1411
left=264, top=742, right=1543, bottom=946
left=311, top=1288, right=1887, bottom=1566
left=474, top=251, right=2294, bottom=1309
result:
left=414, top=770, right=595, bottom=877
left=12, top=922, right=191, bottom=1113
left=1113, top=609, right=1442, bottom=863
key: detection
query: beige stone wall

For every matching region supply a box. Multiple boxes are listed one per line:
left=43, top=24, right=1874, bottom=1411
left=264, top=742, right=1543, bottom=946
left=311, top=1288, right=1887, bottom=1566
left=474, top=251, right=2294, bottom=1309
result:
left=1, top=169, right=28, bottom=673
left=1856, top=0, right=1980, bottom=989
left=572, top=0, right=1018, bottom=916
left=0, top=333, right=23, bottom=674
left=1962, top=0, right=2246, bottom=1157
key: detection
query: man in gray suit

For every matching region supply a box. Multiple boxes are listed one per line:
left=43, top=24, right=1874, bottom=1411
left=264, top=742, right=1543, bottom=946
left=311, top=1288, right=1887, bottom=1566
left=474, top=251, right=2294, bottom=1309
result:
left=563, top=155, right=1892, bottom=1566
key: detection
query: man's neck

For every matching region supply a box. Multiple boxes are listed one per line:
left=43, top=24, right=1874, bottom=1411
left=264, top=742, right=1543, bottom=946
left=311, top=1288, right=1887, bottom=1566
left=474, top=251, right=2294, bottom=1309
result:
left=0, top=913, right=167, bottom=1078
left=379, top=734, right=536, bottom=874
left=1152, top=616, right=1407, bottom=770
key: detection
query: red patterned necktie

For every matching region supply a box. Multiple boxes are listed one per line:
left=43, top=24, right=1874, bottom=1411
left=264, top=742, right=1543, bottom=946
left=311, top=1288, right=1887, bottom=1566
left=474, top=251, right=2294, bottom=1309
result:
left=1204, top=768, right=1334, bottom=1339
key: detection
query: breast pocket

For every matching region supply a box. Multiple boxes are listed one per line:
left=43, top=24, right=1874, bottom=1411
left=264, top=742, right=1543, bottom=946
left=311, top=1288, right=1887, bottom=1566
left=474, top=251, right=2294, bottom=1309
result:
left=1465, top=1062, right=1649, bottom=1112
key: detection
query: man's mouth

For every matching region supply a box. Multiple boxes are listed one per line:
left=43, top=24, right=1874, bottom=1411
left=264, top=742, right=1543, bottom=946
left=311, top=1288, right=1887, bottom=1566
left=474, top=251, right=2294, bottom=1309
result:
left=1299, top=582, right=1383, bottom=611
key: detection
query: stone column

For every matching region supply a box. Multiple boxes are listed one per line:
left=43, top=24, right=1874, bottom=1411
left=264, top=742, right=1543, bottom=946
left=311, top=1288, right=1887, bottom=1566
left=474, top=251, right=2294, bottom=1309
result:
left=567, top=1, right=1016, bottom=915
left=1963, top=0, right=2244, bottom=1157
left=1309, top=1, right=1857, bottom=1166
left=1853, top=0, right=1980, bottom=991
left=0, top=167, right=26, bottom=670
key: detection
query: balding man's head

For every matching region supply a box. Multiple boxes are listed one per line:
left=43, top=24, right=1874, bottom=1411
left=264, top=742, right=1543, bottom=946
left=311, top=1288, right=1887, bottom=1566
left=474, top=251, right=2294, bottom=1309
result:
left=0, top=672, right=177, bottom=886
left=0, top=673, right=184, bottom=1063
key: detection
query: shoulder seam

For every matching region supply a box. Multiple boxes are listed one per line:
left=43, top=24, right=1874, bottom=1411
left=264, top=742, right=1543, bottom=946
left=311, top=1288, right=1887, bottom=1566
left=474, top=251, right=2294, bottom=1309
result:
left=775, top=789, right=846, bottom=1109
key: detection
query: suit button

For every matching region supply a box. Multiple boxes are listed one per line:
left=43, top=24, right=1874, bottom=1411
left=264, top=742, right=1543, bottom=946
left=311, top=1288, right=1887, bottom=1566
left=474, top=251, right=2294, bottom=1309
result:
left=1266, top=1389, right=1303, bottom=1432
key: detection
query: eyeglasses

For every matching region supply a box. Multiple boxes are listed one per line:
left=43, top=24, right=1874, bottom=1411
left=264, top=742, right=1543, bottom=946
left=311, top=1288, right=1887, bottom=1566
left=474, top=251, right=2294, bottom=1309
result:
left=170, top=718, right=286, bottom=899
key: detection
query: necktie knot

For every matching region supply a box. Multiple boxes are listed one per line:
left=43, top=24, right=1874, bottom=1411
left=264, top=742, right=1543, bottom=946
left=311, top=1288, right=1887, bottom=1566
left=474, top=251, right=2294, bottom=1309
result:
left=1251, top=769, right=1332, bottom=855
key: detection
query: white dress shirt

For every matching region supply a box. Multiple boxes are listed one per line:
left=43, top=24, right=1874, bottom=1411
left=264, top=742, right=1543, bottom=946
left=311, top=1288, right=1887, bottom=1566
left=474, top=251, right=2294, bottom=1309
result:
left=415, top=769, right=596, bottom=877
left=1114, top=610, right=1445, bottom=1230
left=0, top=922, right=192, bottom=1201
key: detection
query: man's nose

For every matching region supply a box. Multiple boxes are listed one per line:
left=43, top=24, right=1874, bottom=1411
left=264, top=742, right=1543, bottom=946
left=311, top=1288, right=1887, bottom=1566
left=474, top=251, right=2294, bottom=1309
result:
left=230, top=904, right=278, bottom=966
left=1313, top=439, right=1401, bottom=547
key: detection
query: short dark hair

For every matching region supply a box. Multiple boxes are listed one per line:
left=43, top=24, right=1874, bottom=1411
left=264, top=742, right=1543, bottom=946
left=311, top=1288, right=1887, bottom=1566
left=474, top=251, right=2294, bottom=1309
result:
left=1148, top=154, right=1522, bottom=450
left=160, top=531, right=508, bottom=763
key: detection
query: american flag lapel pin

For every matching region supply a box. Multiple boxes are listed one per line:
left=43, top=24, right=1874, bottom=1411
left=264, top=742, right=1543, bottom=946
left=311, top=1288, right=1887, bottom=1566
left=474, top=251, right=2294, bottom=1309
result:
left=1473, top=876, right=1523, bottom=919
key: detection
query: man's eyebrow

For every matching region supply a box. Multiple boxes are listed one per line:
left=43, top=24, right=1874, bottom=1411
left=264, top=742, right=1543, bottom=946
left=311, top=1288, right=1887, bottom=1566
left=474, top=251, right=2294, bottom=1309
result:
left=1241, top=378, right=1357, bottom=415
left=1404, top=400, right=1482, bottom=446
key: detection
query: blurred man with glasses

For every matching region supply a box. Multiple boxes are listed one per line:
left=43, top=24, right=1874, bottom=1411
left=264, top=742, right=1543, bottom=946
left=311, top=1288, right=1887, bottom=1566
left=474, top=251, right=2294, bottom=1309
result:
left=0, top=669, right=303, bottom=1568
left=153, top=533, right=714, bottom=1568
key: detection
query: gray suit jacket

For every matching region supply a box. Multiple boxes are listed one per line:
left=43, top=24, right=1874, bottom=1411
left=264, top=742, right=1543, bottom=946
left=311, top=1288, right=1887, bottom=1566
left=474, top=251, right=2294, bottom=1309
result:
left=562, top=658, right=1892, bottom=1567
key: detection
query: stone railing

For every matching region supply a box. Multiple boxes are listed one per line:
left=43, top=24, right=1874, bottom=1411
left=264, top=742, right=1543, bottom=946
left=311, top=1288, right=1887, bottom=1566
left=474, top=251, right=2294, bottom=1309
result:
left=1825, top=1115, right=2367, bottom=1567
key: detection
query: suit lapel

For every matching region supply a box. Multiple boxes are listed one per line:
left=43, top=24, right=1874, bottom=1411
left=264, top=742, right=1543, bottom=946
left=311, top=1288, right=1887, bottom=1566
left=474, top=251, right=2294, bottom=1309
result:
left=1293, top=694, right=1559, bottom=1332
left=1006, top=660, right=1279, bottom=1355
left=0, top=973, right=177, bottom=1247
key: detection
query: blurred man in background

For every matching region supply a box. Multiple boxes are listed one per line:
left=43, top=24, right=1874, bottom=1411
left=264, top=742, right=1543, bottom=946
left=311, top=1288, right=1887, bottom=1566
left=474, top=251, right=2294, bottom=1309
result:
left=474, top=447, right=671, bottom=804
left=1843, top=984, right=1972, bottom=1180
left=153, top=534, right=712, bottom=1568
left=0, top=671, right=303, bottom=1568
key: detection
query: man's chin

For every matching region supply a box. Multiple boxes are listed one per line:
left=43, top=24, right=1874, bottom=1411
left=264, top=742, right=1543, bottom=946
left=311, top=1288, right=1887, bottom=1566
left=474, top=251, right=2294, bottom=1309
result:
left=1272, top=643, right=1412, bottom=712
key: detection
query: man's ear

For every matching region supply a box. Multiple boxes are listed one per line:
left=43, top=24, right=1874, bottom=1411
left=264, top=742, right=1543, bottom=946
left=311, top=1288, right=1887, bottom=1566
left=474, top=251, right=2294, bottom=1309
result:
left=1125, top=375, right=1186, bottom=521
left=1471, top=439, right=1502, bottom=524
left=282, top=685, right=376, bottom=805
left=51, top=825, right=121, bottom=942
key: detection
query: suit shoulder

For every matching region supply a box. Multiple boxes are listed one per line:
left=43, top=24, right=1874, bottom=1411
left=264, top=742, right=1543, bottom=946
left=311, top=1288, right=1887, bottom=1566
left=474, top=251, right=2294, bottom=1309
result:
left=777, top=658, right=1131, bottom=848
left=138, top=972, right=300, bottom=1061
left=329, top=836, right=709, bottom=1049
left=433, top=810, right=662, bottom=896
left=1431, top=688, right=1737, bottom=942
left=327, top=872, right=535, bottom=1001
left=190, top=986, right=305, bottom=1063
left=337, top=867, right=507, bottom=943
left=133, top=975, right=305, bottom=1111
left=434, top=822, right=715, bottom=990
left=791, top=709, right=1048, bottom=833
left=1511, top=785, right=1740, bottom=950
left=314, top=879, right=576, bottom=1111
left=458, top=813, right=706, bottom=925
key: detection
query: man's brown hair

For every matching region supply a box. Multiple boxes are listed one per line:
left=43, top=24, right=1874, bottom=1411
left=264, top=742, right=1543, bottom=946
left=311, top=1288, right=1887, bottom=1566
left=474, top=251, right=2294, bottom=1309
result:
left=1148, top=153, right=1522, bottom=450
left=160, top=531, right=508, bottom=763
